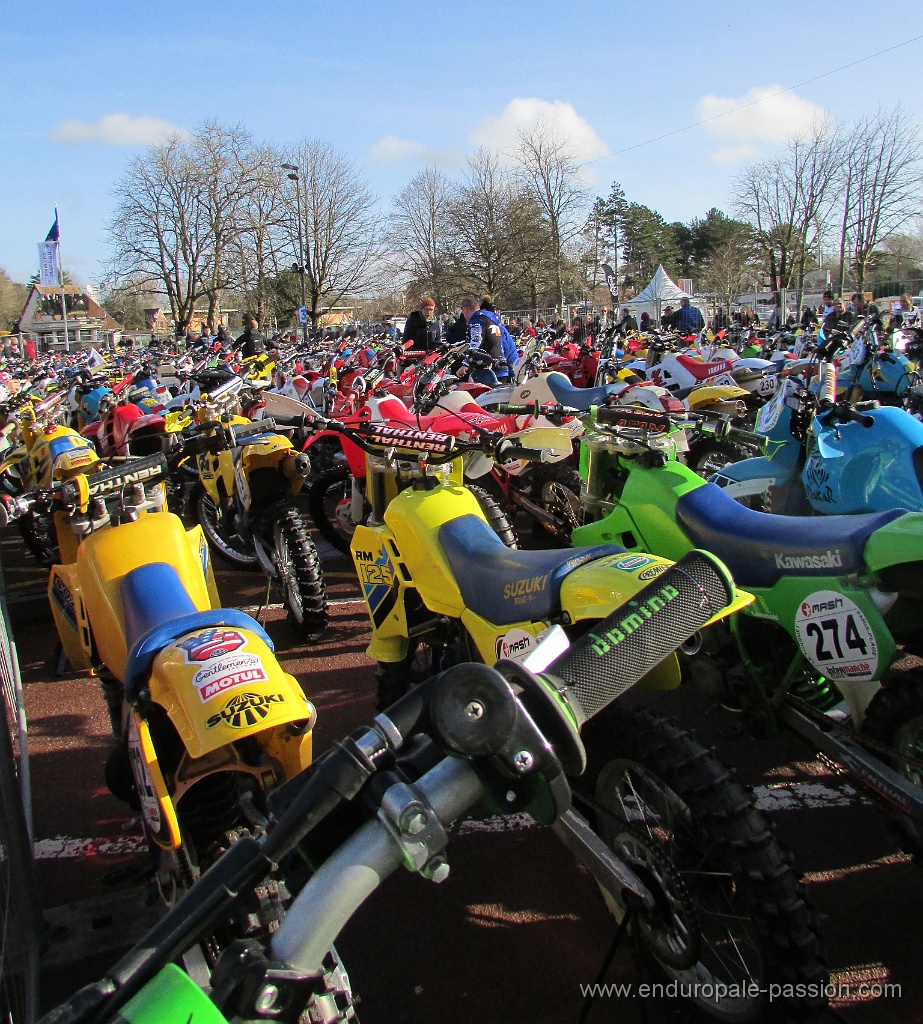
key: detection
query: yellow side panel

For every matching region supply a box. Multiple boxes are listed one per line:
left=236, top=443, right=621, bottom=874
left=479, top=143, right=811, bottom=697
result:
left=383, top=485, right=484, bottom=617
left=149, top=628, right=314, bottom=759
left=77, top=514, right=214, bottom=682
left=48, top=565, right=93, bottom=670
left=460, top=609, right=547, bottom=665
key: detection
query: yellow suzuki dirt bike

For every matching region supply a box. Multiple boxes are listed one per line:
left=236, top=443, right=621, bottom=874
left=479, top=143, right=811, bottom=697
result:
left=1, top=390, right=101, bottom=565
left=187, top=383, right=327, bottom=642
left=0, top=438, right=325, bottom=981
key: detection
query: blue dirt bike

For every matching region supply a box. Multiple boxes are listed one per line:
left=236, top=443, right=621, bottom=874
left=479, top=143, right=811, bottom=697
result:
left=712, top=330, right=923, bottom=514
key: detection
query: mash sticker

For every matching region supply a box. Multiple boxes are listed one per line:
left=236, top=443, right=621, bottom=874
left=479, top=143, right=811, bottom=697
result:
left=178, top=629, right=247, bottom=663
left=495, top=628, right=536, bottom=663
left=793, top=590, right=878, bottom=682
left=192, top=653, right=268, bottom=702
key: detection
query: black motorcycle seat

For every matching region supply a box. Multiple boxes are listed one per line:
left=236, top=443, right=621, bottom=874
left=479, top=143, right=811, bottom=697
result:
left=120, top=562, right=272, bottom=699
left=438, top=514, right=624, bottom=626
left=541, top=372, right=622, bottom=411
left=675, top=483, right=906, bottom=588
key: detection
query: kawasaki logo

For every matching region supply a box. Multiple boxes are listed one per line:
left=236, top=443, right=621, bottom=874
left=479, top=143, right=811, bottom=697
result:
left=774, top=550, right=842, bottom=571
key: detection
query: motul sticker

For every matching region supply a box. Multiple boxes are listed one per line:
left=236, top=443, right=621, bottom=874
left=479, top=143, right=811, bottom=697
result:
left=192, top=653, right=268, bottom=702
left=495, top=628, right=536, bottom=663
left=793, top=591, right=878, bottom=682
left=206, top=691, right=285, bottom=729
left=612, top=555, right=653, bottom=571
left=178, top=628, right=247, bottom=663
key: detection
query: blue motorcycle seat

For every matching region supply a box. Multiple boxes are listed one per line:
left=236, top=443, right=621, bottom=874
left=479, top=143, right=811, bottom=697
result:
left=542, top=372, right=622, bottom=411
left=675, top=483, right=906, bottom=588
left=120, top=563, right=272, bottom=700
left=438, top=515, right=624, bottom=626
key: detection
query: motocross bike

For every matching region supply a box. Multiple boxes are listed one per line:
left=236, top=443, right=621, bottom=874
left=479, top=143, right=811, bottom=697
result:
left=570, top=402, right=923, bottom=850
left=712, top=332, right=923, bottom=515
left=0, top=442, right=324, bottom=986
left=838, top=315, right=916, bottom=405
left=188, top=392, right=327, bottom=643
left=40, top=552, right=826, bottom=1024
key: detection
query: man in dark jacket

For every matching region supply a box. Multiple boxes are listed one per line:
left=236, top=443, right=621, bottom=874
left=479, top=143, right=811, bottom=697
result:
left=402, top=297, right=441, bottom=351
left=238, top=315, right=266, bottom=357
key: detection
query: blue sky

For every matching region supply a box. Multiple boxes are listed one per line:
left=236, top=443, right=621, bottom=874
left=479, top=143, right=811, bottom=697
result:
left=1, top=0, right=921, bottom=287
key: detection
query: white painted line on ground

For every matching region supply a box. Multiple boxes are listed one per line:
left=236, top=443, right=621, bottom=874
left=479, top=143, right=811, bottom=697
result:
left=752, top=781, right=871, bottom=812
left=35, top=834, right=146, bottom=859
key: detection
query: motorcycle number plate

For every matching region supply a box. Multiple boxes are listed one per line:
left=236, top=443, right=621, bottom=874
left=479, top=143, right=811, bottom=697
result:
left=234, top=454, right=250, bottom=510
left=127, top=713, right=182, bottom=850
left=793, top=591, right=879, bottom=683
left=757, top=375, right=778, bottom=397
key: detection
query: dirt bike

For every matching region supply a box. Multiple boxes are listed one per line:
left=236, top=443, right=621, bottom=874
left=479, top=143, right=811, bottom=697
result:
left=188, top=394, right=327, bottom=643
left=0, top=442, right=324, bottom=987
left=570, top=402, right=923, bottom=852
left=38, top=551, right=826, bottom=1024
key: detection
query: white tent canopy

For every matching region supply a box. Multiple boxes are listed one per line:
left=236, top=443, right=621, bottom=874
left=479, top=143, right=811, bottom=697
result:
left=621, top=265, right=692, bottom=322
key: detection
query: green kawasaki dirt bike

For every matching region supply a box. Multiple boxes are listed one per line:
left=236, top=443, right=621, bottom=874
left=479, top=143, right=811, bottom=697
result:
left=571, top=402, right=923, bottom=850
left=40, top=552, right=825, bottom=1024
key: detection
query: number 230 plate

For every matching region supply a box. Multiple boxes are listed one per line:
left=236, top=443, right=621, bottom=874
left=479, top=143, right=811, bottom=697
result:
left=794, top=591, right=878, bottom=682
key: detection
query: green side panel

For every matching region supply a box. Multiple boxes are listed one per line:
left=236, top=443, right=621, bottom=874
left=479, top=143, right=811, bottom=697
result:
left=120, top=964, right=227, bottom=1024
left=573, top=459, right=703, bottom=561
left=863, top=512, right=923, bottom=572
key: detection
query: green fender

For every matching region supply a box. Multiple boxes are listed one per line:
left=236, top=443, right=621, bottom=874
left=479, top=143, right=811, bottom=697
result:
left=120, top=964, right=227, bottom=1023
left=863, top=512, right=923, bottom=572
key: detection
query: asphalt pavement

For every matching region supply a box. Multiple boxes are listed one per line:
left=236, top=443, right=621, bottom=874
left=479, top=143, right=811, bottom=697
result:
left=4, top=521, right=922, bottom=1024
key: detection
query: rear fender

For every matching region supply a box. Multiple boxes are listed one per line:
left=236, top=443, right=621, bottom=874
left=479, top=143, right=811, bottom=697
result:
left=148, top=627, right=315, bottom=760
left=864, top=512, right=923, bottom=574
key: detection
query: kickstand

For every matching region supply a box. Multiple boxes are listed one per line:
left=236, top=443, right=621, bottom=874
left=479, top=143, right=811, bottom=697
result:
left=256, top=576, right=272, bottom=624
left=54, top=641, right=68, bottom=677
left=578, top=905, right=638, bottom=1024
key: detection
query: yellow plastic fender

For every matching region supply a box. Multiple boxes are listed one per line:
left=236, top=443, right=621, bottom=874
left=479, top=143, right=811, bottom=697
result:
left=148, top=626, right=315, bottom=760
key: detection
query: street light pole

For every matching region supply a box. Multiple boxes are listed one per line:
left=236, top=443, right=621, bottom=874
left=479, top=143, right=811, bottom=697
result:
left=282, top=163, right=309, bottom=346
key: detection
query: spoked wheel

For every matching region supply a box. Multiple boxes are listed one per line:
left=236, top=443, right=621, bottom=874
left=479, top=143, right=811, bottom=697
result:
left=576, top=706, right=826, bottom=1023
left=307, top=467, right=370, bottom=556
left=525, top=463, right=583, bottom=541
left=862, top=672, right=923, bottom=849
left=272, top=507, right=329, bottom=642
left=192, top=484, right=258, bottom=568
left=685, top=440, right=752, bottom=480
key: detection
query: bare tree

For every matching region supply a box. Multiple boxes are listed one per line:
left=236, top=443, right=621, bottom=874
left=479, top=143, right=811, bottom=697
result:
left=836, top=107, right=923, bottom=293
left=514, top=119, right=590, bottom=313
left=108, top=133, right=212, bottom=334
left=445, top=148, right=525, bottom=300
left=280, top=139, right=381, bottom=327
left=733, top=122, right=839, bottom=309
left=388, top=167, right=454, bottom=308
left=194, top=122, right=264, bottom=327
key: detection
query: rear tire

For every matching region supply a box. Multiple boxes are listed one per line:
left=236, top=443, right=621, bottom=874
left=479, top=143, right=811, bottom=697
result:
left=575, top=705, right=827, bottom=1023
left=686, top=439, right=750, bottom=479
left=272, top=508, right=328, bottom=642
left=467, top=483, right=518, bottom=548
left=526, top=462, right=583, bottom=541
left=307, top=467, right=368, bottom=556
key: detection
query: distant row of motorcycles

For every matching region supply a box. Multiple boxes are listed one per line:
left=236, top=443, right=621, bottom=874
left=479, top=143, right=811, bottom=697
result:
left=6, top=311, right=921, bottom=1024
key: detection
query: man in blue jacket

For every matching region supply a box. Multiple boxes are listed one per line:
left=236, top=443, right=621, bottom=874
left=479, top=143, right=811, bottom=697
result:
left=674, top=297, right=704, bottom=334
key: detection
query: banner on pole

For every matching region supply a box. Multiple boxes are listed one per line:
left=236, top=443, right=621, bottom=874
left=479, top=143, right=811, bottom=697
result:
left=37, top=242, right=59, bottom=287
left=602, top=264, right=619, bottom=305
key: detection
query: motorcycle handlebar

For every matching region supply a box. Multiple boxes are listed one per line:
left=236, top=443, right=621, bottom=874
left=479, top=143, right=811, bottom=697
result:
left=594, top=404, right=673, bottom=435
left=540, top=549, right=736, bottom=723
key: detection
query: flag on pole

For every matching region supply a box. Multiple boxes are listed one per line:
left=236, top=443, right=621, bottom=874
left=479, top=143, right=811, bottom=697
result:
left=602, top=264, right=619, bottom=305
left=38, top=213, right=60, bottom=286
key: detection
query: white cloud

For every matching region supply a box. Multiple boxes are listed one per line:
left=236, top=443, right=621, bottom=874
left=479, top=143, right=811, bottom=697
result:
left=369, top=134, right=463, bottom=169
left=53, top=113, right=189, bottom=146
left=470, top=98, right=609, bottom=162
left=697, top=86, right=827, bottom=144
left=709, top=143, right=761, bottom=164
